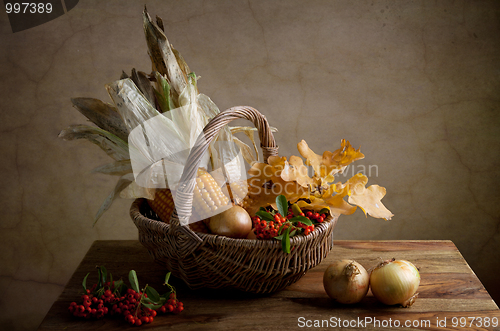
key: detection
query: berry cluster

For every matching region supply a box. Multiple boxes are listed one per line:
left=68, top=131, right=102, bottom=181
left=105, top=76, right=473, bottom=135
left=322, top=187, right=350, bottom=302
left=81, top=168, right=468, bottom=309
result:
left=68, top=267, right=183, bottom=327
left=251, top=209, right=327, bottom=239
left=110, top=288, right=158, bottom=326
left=68, top=282, right=117, bottom=319
left=158, top=292, right=184, bottom=314
left=252, top=213, right=286, bottom=239
left=304, top=211, right=327, bottom=223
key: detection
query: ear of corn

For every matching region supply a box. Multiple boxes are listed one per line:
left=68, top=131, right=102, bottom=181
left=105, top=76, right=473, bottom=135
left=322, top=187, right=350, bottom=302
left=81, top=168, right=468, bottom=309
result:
left=148, top=189, right=175, bottom=223
left=192, top=168, right=231, bottom=220
left=147, top=187, right=210, bottom=233
left=148, top=168, right=233, bottom=233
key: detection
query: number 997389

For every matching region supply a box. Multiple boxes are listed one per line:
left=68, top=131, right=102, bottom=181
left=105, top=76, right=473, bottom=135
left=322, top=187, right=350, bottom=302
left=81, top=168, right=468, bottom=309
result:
left=6, top=2, right=53, bottom=14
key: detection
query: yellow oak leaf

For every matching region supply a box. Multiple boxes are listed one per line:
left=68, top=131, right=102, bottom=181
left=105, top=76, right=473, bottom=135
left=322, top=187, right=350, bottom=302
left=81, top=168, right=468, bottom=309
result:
left=297, top=139, right=364, bottom=182
left=347, top=173, right=393, bottom=220
left=321, top=182, right=357, bottom=216
left=281, top=155, right=315, bottom=188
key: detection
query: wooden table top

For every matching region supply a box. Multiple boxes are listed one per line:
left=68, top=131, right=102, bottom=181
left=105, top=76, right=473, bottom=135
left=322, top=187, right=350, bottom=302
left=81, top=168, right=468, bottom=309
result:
left=38, top=240, right=499, bottom=330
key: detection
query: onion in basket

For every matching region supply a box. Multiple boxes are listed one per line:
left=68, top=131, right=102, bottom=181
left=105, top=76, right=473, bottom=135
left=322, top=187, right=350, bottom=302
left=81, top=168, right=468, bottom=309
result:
left=208, top=206, right=252, bottom=238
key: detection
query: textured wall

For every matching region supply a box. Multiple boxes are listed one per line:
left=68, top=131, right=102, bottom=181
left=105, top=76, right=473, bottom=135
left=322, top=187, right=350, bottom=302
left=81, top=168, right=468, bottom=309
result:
left=0, top=1, right=499, bottom=330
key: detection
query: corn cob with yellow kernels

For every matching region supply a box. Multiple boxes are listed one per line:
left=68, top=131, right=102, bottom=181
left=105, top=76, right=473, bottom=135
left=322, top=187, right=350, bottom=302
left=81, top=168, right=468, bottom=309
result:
left=148, top=168, right=232, bottom=233
left=148, top=188, right=175, bottom=223
left=192, top=168, right=230, bottom=220
left=148, top=187, right=210, bottom=233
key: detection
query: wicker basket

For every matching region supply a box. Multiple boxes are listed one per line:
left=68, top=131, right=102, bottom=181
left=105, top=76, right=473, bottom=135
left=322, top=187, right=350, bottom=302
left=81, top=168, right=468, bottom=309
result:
left=130, top=106, right=338, bottom=293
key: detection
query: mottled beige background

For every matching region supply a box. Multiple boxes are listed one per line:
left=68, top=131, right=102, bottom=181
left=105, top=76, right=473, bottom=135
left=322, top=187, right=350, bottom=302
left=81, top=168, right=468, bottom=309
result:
left=1, top=1, right=499, bottom=330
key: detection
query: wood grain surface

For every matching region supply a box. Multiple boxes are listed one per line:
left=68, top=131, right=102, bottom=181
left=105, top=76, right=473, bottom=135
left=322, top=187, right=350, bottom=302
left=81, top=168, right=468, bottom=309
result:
left=37, top=240, right=500, bottom=331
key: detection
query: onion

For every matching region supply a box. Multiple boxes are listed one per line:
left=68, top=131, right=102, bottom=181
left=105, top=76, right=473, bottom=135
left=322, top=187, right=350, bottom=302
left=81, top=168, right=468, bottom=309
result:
left=208, top=206, right=252, bottom=238
left=370, top=259, right=420, bottom=307
left=323, top=260, right=370, bottom=304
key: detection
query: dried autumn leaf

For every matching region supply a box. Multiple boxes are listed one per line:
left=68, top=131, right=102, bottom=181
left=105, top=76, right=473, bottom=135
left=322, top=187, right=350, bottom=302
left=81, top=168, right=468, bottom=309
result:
left=248, top=157, right=284, bottom=182
left=243, top=178, right=308, bottom=216
left=321, top=183, right=357, bottom=216
left=281, top=156, right=315, bottom=188
left=347, top=173, right=393, bottom=220
left=297, top=140, right=323, bottom=176
left=296, top=183, right=357, bottom=216
left=267, top=156, right=287, bottom=172
left=297, top=139, right=364, bottom=183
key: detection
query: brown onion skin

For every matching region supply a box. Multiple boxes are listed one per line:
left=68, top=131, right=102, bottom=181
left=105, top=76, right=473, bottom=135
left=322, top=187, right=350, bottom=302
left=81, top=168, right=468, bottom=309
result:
left=208, top=206, right=252, bottom=238
left=323, top=260, right=369, bottom=304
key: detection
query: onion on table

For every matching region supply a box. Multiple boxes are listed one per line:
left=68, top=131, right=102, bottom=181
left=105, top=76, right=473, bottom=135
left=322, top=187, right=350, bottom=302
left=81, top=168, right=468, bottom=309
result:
left=369, top=259, right=420, bottom=307
left=323, top=260, right=370, bottom=304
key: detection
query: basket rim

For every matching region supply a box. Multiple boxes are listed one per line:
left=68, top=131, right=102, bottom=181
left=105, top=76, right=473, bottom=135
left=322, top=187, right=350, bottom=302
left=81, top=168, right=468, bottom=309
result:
left=130, top=198, right=338, bottom=247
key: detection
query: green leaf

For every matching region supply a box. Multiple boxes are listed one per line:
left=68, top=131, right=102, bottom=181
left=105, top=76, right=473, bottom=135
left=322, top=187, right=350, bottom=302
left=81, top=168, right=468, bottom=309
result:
left=164, top=272, right=171, bottom=285
left=187, top=72, right=197, bottom=88
left=96, top=267, right=102, bottom=289
left=112, top=279, right=126, bottom=296
left=276, top=195, right=288, bottom=218
left=143, top=296, right=166, bottom=305
left=277, top=222, right=289, bottom=235
left=282, top=227, right=291, bottom=254
left=160, top=290, right=173, bottom=300
left=100, top=266, right=108, bottom=285
left=129, top=270, right=140, bottom=293
left=145, top=286, right=161, bottom=303
left=82, top=272, right=90, bottom=291
left=113, top=279, right=123, bottom=291
left=141, top=302, right=163, bottom=310
left=256, top=210, right=274, bottom=222
left=290, top=216, right=313, bottom=226
left=154, top=72, right=173, bottom=113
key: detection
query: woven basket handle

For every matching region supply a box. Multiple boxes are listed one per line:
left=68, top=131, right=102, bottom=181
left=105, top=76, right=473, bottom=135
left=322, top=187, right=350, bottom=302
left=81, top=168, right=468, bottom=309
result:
left=169, top=106, right=278, bottom=242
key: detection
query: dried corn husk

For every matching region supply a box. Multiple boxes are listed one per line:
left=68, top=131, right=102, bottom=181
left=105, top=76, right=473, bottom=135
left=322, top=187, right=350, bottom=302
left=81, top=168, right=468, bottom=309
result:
left=58, top=125, right=129, bottom=161
left=70, top=98, right=129, bottom=142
